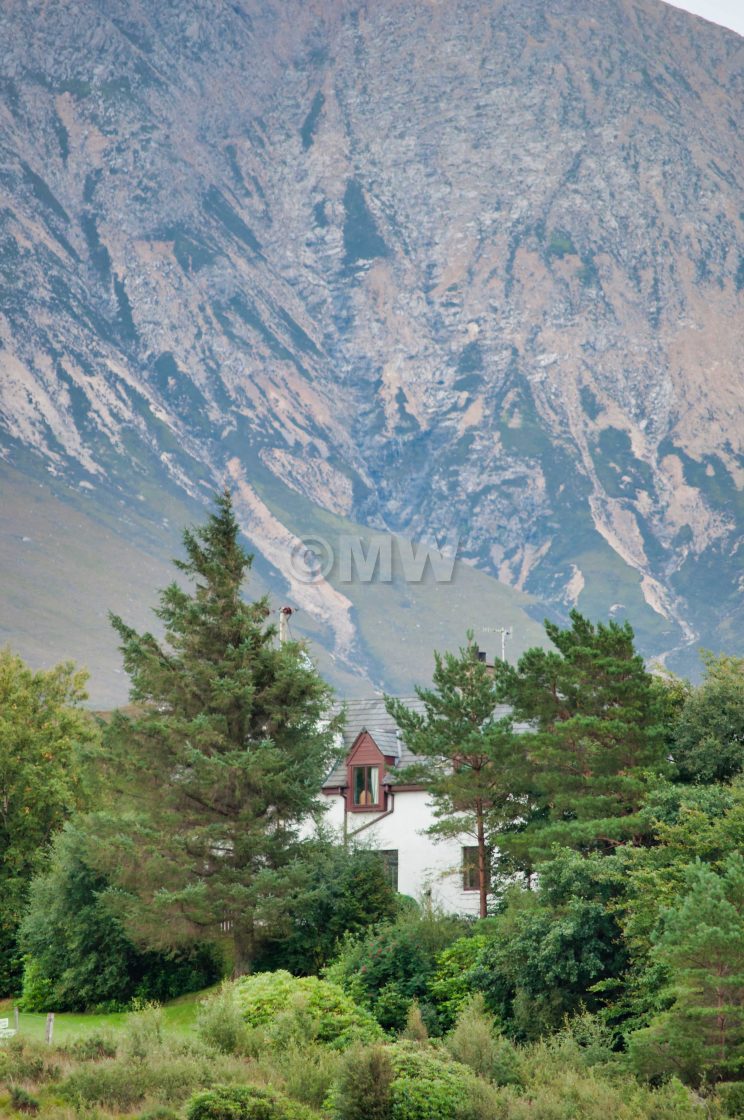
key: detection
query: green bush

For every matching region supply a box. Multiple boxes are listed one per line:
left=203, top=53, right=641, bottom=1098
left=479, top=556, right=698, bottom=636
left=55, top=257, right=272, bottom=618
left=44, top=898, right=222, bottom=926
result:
left=19, top=823, right=223, bottom=1011
left=138, top=1109, right=180, bottom=1120
left=235, top=971, right=383, bottom=1049
left=65, top=1030, right=118, bottom=1060
left=121, top=1001, right=164, bottom=1062
left=198, top=983, right=252, bottom=1055
left=0, top=1038, right=59, bottom=1084
left=387, top=1043, right=485, bottom=1120
left=186, top=1084, right=317, bottom=1120
left=252, top=1043, right=342, bottom=1110
left=325, top=912, right=466, bottom=1032
left=254, top=844, right=398, bottom=976
left=8, top=1085, right=40, bottom=1114
left=330, top=1044, right=394, bottom=1120
left=718, top=1082, right=744, bottom=1117
left=61, top=1062, right=148, bottom=1110
left=445, top=995, right=522, bottom=1086
left=428, top=935, right=488, bottom=1031
left=60, top=1044, right=245, bottom=1108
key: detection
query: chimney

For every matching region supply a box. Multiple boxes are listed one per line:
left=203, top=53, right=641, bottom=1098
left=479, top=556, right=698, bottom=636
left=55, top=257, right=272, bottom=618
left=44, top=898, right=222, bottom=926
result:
left=278, top=606, right=294, bottom=644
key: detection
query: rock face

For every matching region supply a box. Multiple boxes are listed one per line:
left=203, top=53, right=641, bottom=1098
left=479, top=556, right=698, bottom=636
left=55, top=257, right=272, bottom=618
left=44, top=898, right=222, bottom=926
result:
left=0, top=0, right=742, bottom=679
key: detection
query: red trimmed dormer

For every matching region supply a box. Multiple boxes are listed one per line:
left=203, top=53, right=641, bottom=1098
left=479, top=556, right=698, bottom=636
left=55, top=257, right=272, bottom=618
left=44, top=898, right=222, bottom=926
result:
left=345, top=729, right=395, bottom=812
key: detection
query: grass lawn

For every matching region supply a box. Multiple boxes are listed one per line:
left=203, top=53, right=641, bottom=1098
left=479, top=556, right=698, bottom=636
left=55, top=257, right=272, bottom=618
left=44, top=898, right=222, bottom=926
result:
left=0, top=986, right=215, bottom=1045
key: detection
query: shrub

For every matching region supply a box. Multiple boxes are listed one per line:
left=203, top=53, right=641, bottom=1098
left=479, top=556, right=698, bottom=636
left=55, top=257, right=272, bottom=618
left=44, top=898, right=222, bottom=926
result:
left=325, top=911, right=466, bottom=1032
left=253, top=1043, right=342, bottom=1110
left=330, top=1044, right=394, bottom=1120
left=8, top=1086, right=40, bottom=1114
left=235, top=971, right=383, bottom=1049
left=121, top=1001, right=164, bottom=1062
left=401, top=1002, right=428, bottom=1042
left=19, top=823, right=223, bottom=1011
left=139, top=1109, right=180, bottom=1120
left=0, top=1038, right=59, bottom=1084
left=60, top=1045, right=245, bottom=1109
left=61, top=1063, right=148, bottom=1110
left=198, top=983, right=252, bottom=1055
left=186, top=1084, right=317, bottom=1120
left=387, top=1043, right=484, bottom=1120
left=445, top=995, right=522, bottom=1086
left=66, top=1030, right=118, bottom=1060
left=718, top=1082, right=744, bottom=1117
left=428, top=935, right=488, bottom=1031
left=254, top=844, right=398, bottom=975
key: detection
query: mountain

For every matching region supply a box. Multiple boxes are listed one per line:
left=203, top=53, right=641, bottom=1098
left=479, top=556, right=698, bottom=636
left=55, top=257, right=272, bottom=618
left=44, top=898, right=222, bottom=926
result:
left=0, top=0, right=742, bottom=703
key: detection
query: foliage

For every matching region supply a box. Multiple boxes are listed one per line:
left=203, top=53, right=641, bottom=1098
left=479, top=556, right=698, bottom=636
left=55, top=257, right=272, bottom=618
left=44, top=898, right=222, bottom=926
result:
left=197, top=982, right=252, bottom=1055
left=324, top=910, right=467, bottom=1033
left=629, top=854, right=744, bottom=1085
left=8, top=1085, right=40, bottom=1114
left=427, top=934, right=489, bottom=1031
left=254, top=842, right=398, bottom=975
left=250, top=1043, right=342, bottom=1110
left=493, top=611, right=668, bottom=856
left=330, top=1044, right=394, bottom=1120
left=445, top=994, right=522, bottom=1085
left=235, top=970, right=383, bottom=1049
left=386, top=1042, right=489, bottom=1120
left=186, top=1085, right=317, bottom=1120
left=472, top=849, right=627, bottom=1040
left=19, top=821, right=222, bottom=1010
left=671, top=653, right=744, bottom=783
left=0, top=647, right=96, bottom=994
left=59, top=1038, right=246, bottom=1108
left=387, top=635, right=525, bottom=916
left=65, top=1030, right=118, bottom=1060
left=0, top=1037, right=60, bottom=1084
left=401, top=1002, right=428, bottom=1041
left=94, top=490, right=340, bottom=972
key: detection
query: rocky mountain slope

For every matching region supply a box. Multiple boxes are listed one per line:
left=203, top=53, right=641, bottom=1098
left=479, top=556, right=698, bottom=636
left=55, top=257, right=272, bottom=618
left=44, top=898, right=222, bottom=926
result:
left=0, top=0, right=742, bottom=700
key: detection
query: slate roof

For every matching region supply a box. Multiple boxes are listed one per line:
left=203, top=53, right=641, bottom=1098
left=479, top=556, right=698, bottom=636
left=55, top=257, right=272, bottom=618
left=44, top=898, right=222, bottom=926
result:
left=321, top=695, right=517, bottom=789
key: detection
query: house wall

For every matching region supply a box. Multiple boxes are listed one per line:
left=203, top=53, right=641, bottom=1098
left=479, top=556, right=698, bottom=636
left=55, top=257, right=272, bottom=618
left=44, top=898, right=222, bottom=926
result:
left=320, top=788, right=482, bottom=916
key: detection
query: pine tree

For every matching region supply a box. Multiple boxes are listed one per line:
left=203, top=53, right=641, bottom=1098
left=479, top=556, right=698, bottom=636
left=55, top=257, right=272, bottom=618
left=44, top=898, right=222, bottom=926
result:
left=95, top=490, right=339, bottom=974
left=387, top=636, right=525, bottom=917
left=493, top=611, right=667, bottom=855
left=630, top=854, right=744, bottom=1085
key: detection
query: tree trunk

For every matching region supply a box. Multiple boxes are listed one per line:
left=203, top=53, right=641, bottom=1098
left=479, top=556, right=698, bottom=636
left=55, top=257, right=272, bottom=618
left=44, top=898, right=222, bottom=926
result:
left=476, top=802, right=488, bottom=919
left=232, top=919, right=255, bottom=978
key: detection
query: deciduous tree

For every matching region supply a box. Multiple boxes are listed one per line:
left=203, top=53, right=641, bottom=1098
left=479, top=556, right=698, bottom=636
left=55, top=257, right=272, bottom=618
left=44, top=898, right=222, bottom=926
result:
left=0, top=648, right=95, bottom=994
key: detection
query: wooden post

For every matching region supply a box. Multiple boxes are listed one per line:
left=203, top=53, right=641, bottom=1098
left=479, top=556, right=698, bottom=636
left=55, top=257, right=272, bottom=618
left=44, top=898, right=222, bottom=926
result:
left=45, top=1012, right=54, bottom=1045
left=14, top=1006, right=19, bottom=1032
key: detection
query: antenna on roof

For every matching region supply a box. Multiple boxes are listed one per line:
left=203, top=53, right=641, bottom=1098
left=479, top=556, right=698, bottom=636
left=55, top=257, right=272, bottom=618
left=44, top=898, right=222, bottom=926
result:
left=482, top=626, right=513, bottom=662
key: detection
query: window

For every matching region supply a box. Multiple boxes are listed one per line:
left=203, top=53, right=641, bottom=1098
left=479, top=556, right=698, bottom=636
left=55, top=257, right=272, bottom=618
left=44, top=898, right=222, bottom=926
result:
left=378, top=849, right=399, bottom=891
left=462, top=846, right=490, bottom=892
left=352, top=765, right=380, bottom=808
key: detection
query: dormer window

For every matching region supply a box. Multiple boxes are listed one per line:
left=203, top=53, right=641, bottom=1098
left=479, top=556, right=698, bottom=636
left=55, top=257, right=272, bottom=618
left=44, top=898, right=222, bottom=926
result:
left=352, top=764, right=381, bottom=808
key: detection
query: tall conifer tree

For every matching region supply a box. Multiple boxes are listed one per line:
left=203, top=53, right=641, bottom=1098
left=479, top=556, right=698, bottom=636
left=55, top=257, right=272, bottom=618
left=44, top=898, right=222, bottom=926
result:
left=97, top=490, right=338, bottom=974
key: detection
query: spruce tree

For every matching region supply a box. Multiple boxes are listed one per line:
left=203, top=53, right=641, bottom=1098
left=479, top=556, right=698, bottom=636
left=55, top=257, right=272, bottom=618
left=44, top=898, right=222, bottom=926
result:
left=96, top=490, right=338, bottom=974
left=387, top=636, right=525, bottom=917
left=493, top=610, right=667, bottom=855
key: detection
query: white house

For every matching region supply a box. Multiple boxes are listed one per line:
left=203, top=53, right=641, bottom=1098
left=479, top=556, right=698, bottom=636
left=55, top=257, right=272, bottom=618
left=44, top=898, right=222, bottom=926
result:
left=319, top=696, right=515, bottom=915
